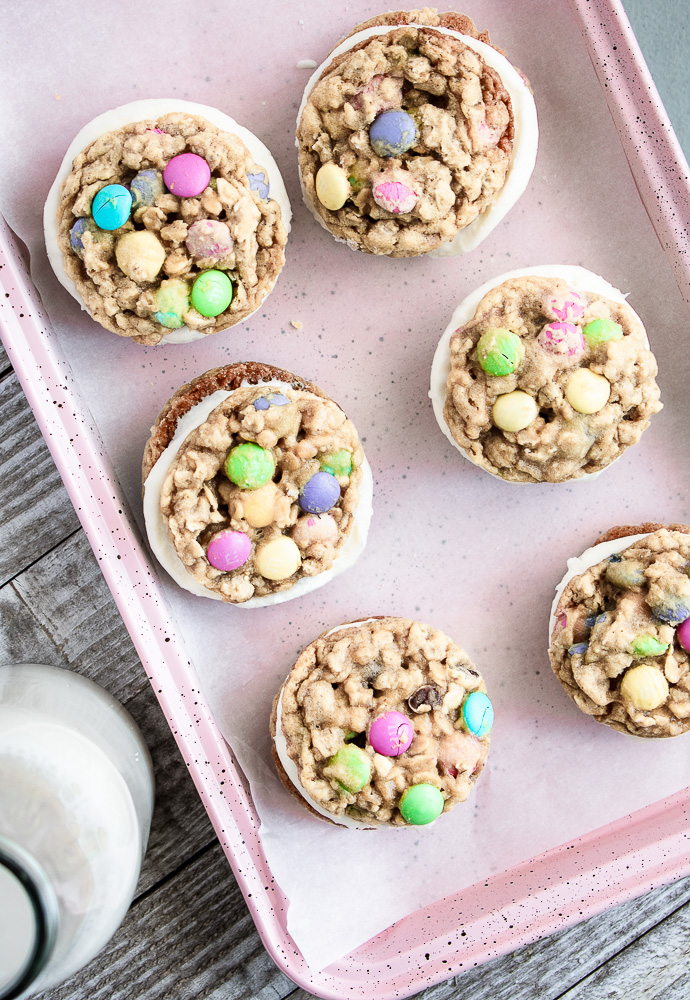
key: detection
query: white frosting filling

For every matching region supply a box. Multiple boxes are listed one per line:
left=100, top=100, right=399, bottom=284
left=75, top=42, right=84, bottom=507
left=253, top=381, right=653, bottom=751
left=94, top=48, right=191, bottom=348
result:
left=143, top=382, right=373, bottom=607
left=44, top=98, right=292, bottom=345
left=429, top=264, right=646, bottom=484
left=296, top=24, right=538, bottom=257
left=548, top=533, right=651, bottom=641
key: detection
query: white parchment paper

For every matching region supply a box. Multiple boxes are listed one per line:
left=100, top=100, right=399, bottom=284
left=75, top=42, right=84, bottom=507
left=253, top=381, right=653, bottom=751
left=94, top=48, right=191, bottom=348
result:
left=2, top=0, right=690, bottom=972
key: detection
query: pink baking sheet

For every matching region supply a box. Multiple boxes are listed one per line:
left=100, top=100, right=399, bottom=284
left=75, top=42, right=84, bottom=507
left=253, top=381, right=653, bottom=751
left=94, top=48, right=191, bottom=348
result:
left=1, top=0, right=690, bottom=995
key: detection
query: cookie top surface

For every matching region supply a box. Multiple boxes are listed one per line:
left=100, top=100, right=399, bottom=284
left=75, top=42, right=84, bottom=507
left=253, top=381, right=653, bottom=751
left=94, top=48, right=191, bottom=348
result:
left=297, top=20, right=518, bottom=257
left=442, top=273, right=661, bottom=483
left=549, top=528, right=690, bottom=738
left=272, top=617, right=492, bottom=827
left=55, top=111, right=287, bottom=345
left=144, top=365, right=366, bottom=604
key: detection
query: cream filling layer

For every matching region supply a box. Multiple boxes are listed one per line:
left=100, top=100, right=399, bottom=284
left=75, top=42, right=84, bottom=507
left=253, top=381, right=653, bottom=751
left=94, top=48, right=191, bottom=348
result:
left=143, top=383, right=373, bottom=607
left=297, top=24, right=538, bottom=256
left=429, top=264, right=646, bottom=483
left=44, top=98, right=292, bottom=345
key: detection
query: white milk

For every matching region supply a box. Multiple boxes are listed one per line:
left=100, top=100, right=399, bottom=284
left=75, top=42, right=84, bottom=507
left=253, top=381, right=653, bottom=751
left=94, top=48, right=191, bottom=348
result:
left=0, top=665, right=154, bottom=998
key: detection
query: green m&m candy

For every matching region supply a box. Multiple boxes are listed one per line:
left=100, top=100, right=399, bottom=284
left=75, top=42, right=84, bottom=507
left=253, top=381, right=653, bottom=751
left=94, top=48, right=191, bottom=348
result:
left=324, top=744, right=372, bottom=794
left=582, top=318, right=623, bottom=347
left=476, top=328, right=524, bottom=376
left=224, top=442, right=275, bottom=490
left=153, top=278, right=191, bottom=329
left=319, top=449, right=353, bottom=477
left=631, top=635, right=669, bottom=658
left=399, top=783, right=444, bottom=825
left=191, top=269, right=233, bottom=317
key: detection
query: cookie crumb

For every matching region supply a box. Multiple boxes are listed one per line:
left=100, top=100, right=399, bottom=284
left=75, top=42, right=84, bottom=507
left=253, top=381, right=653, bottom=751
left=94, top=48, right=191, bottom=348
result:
left=290, top=319, right=303, bottom=330
left=296, top=59, right=318, bottom=69
left=54, top=93, right=61, bottom=101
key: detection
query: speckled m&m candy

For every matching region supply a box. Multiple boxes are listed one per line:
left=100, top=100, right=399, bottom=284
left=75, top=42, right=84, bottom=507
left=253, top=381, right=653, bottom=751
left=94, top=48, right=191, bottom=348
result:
left=186, top=220, right=233, bottom=260
left=225, top=442, right=275, bottom=490
left=163, top=152, right=211, bottom=197
left=299, top=471, right=340, bottom=514
left=536, top=321, right=585, bottom=362
left=369, top=110, right=418, bottom=158
left=461, top=691, right=493, bottom=738
left=191, top=270, right=233, bottom=317
left=368, top=711, right=414, bottom=756
left=477, top=328, right=524, bottom=376
left=371, top=169, right=418, bottom=214
left=206, top=529, right=251, bottom=571
left=91, top=184, right=132, bottom=230
left=399, top=783, right=444, bottom=825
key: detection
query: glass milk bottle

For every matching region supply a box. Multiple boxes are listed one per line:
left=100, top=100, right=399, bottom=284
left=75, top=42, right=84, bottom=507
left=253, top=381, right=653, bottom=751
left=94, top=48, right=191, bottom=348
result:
left=0, top=664, right=155, bottom=999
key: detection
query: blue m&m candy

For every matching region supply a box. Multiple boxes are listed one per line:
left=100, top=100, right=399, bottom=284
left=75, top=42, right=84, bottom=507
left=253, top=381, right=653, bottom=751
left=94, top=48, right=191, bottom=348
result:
left=254, top=392, right=290, bottom=411
left=69, top=217, right=109, bottom=258
left=130, top=169, right=164, bottom=210
left=247, top=170, right=270, bottom=199
left=299, top=471, right=340, bottom=514
left=461, top=691, right=493, bottom=738
left=369, top=110, right=418, bottom=158
left=91, top=184, right=132, bottom=230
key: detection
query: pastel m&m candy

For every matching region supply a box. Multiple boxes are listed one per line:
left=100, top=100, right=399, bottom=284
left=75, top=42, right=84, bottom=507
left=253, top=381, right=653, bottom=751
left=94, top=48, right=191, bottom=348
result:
left=605, top=558, right=645, bottom=588
left=630, top=635, right=668, bottom=658
left=153, top=278, right=191, bottom=329
left=225, top=442, right=275, bottom=490
left=324, top=745, right=372, bottom=794
left=477, top=328, right=524, bottom=376
left=583, top=318, right=623, bottom=347
left=206, top=529, right=251, bottom=571
left=69, top=217, right=111, bottom=258
left=191, top=269, right=233, bottom=317
left=619, top=664, right=668, bottom=710
left=677, top=617, right=690, bottom=651
left=254, top=392, right=290, bottom=410
left=565, top=368, right=610, bottom=414
left=492, top=390, right=538, bottom=432
left=543, top=288, right=584, bottom=322
left=91, top=184, right=132, bottom=230
left=130, top=169, right=164, bottom=210
left=536, top=321, right=585, bottom=363
left=368, top=711, right=414, bottom=756
left=315, top=162, right=351, bottom=211
left=299, top=471, right=340, bottom=514
left=369, top=110, right=418, bottom=157
left=255, top=535, right=301, bottom=580
left=461, top=691, right=493, bottom=738
left=291, top=514, right=338, bottom=548
left=115, top=231, right=165, bottom=283
left=247, top=170, right=270, bottom=199
left=371, top=169, right=418, bottom=214
left=319, top=449, right=352, bottom=477
left=163, top=153, right=211, bottom=197
left=648, top=594, right=690, bottom=626
left=186, top=220, right=233, bottom=259
left=399, top=783, right=444, bottom=825
left=239, top=482, right=279, bottom=528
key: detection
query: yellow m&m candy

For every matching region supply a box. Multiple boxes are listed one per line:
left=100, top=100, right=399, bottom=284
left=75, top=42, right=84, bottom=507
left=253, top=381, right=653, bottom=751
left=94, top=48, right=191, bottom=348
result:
left=492, top=391, right=538, bottom=432
left=315, top=163, right=351, bottom=211
left=255, top=536, right=301, bottom=580
left=565, top=368, right=610, bottom=414
left=115, top=230, right=165, bottom=283
left=619, top=664, right=669, bottom=711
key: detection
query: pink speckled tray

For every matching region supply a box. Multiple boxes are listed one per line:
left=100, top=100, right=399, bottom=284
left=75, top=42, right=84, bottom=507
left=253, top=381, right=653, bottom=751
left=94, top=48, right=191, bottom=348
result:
left=1, top=0, right=690, bottom=995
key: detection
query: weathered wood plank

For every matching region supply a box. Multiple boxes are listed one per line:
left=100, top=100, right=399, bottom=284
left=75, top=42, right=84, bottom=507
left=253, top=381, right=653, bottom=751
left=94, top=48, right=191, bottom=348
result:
left=1, top=530, right=215, bottom=893
left=38, top=844, right=294, bottom=1000
left=0, top=371, right=80, bottom=584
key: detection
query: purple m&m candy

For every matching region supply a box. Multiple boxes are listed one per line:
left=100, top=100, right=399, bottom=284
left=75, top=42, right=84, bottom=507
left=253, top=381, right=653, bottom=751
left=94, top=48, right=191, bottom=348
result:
left=163, top=153, right=211, bottom=197
left=369, top=110, right=418, bottom=158
left=206, top=529, right=251, bottom=571
left=299, top=471, right=340, bottom=514
left=369, top=711, right=414, bottom=757
left=254, top=392, right=290, bottom=410
left=677, top=616, right=690, bottom=651
left=247, top=170, right=270, bottom=199
left=537, top=321, right=585, bottom=363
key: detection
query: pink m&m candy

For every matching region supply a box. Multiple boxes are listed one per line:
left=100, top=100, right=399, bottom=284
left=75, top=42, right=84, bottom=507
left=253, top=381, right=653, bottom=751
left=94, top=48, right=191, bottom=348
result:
left=207, top=529, right=251, bottom=571
left=371, top=169, right=418, bottom=215
left=537, top=321, right=585, bottom=363
left=163, top=153, right=211, bottom=197
left=543, top=288, right=585, bottom=323
left=368, top=711, right=414, bottom=757
left=678, top=616, right=690, bottom=652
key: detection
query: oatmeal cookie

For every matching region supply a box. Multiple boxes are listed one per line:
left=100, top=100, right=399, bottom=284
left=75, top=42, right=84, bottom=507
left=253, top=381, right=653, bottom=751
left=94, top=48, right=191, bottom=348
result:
left=45, top=99, right=290, bottom=345
left=271, top=617, right=493, bottom=827
left=549, top=526, right=690, bottom=738
left=296, top=8, right=538, bottom=257
left=142, top=362, right=373, bottom=606
left=431, top=265, right=661, bottom=483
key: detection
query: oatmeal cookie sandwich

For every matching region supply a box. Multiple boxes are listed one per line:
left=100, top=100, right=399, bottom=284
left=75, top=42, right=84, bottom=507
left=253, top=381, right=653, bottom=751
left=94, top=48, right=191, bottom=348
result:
left=45, top=99, right=290, bottom=345
left=296, top=8, right=538, bottom=257
left=271, top=617, right=493, bottom=827
left=549, top=525, right=690, bottom=738
left=142, top=362, right=373, bottom=606
left=430, top=265, right=661, bottom=483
